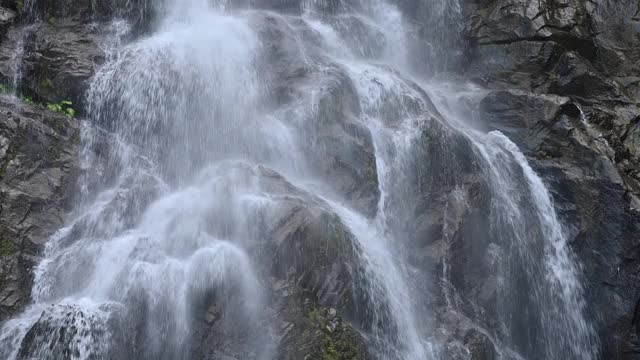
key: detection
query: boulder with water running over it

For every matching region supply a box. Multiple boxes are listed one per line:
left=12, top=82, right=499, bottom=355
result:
left=462, top=0, right=640, bottom=356
left=165, top=163, right=372, bottom=359
left=251, top=12, right=381, bottom=217
left=2, top=0, right=640, bottom=358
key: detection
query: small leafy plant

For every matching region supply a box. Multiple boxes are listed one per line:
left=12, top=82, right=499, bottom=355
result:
left=47, top=100, right=75, bottom=118
left=18, top=95, right=76, bottom=118
left=0, top=84, right=77, bottom=118
left=23, top=95, right=34, bottom=105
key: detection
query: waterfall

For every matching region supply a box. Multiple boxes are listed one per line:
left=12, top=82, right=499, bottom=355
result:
left=0, top=0, right=599, bottom=359
left=3, top=0, right=40, bottom=96
left=425, top=82, right=600, bottom=358
left=1, top=4, right=274, bottom=359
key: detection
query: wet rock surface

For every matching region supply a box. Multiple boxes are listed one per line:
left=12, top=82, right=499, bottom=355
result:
left=460, top=0, right=640, bottom=358
left=0, top=96, right=79, bottom=321
left=0, top=5, right=376, bottom=358
left=251, top=11, right=380, bottom=217
left=134, top=162, right=372, bottom=360
left=0, top=0, right=639, bottom=359
left=0, top=20, right=109, bottom=112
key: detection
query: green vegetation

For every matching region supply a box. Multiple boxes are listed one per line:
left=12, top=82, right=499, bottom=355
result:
left=22, top=95, right=34, bottom=105
left=41, top=78, right=53, bottom=89
left=364, top=163, right=377, bottom=187
left=0, top=83, right=76, bottom=118
left=48, top=16, right=56, bottom=26
left=308, top=307, right=325, bottom=326
left=306, top=307, right=366, bottom=360
left=16, top=0, right=23, bottom=16
left=0, top=82, right=76, bottom=118
left=47, top=100, right=75, bottom=118
left=23, top=96, right=76, bottom=118
left=0, top=238, right=17, bottom=256
left=320, top=326, right=364, bottom=360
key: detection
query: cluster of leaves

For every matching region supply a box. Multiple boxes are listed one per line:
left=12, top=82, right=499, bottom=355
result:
left=21, top=95, right=76, bottom=118
left=0, top=238, right=17, bottom=256
left=0, top=84, right=76, bottom=118
left=46, top=100, right=75, bottom=118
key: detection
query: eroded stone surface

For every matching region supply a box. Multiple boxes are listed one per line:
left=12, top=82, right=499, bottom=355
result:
left=0, top=96, right=79, bottom=320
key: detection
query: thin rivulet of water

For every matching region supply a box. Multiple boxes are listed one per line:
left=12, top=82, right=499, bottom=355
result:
left=0, top=0, right=598, bottom=359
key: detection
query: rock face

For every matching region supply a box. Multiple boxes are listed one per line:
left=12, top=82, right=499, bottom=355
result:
left=459, top=0, right=640, bottom=358
left=250, top=11, right=380, bottom=217
left=0, top=96, right=79, bottom=320
left=0, top=19, right=110, bottom=112
left=0, top=0, right=639, bottom=359
left=184, top=163, right=372, bottom=360
left=0, top=4, right=376, bottom=358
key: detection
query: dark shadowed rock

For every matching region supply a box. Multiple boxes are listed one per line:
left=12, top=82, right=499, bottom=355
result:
left=0, top=95, right=79, bottom=321
left=17, top=0, right=152, bottom=32
left=17, top=304, right=111, bottom=359
left=461, top=0, right=640, bottom=355
left=454, top=76, right=638, bottom=357
left=0, top=20, right=108, bottom=112
left=0, top=7, right=15, bottom=37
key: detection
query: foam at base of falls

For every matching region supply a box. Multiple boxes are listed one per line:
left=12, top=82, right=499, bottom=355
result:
left=0, top=299, right=115, bottom=360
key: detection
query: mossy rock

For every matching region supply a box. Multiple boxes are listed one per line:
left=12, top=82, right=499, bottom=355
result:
left=0, top=238, right=17, bottom=256
left=273, top=207, right=364, bottom=314
left=306, top=307, right=368, bottom=360
left=279, top=299, right=370, bottom=360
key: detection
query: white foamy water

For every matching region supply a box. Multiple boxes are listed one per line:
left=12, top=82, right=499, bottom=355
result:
left=0, top=0, right=599, bottom=359
left=1, top=4, right=273, bottom=360
left=427, top=83, right=599, bottom=359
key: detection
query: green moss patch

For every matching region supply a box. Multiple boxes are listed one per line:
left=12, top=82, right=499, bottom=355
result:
left=0, top=238, right=17, bottom=256
left=306, top=307, right=368, bottom=360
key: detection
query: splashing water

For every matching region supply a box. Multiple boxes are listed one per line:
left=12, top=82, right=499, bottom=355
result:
left=0, top=0, right=599, bottom=359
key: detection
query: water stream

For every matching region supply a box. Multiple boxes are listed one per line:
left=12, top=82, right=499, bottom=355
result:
left=0, top=0, right=599, bottom=359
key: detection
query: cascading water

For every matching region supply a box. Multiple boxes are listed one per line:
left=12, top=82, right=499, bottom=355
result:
left=3, top=0, right=39, bottom=96
left=0, top=0, right=600, bottom=359
left=1, top=1, right=275, bottom=359
left=301, top=0, right=599, bottom=357
left=422, top=82, right=600, bottom=358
